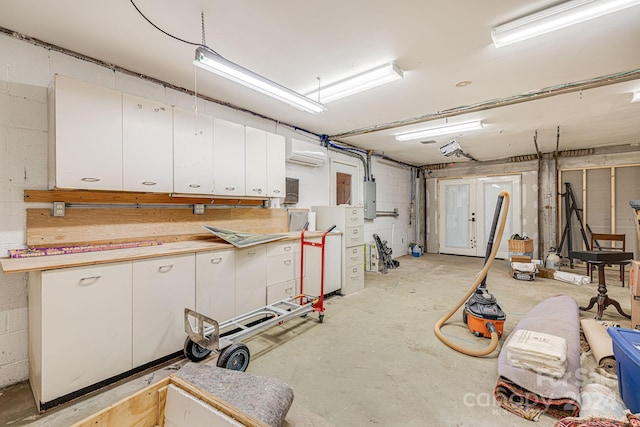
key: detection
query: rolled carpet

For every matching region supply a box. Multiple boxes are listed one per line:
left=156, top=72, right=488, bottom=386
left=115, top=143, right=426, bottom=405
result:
left=494, top=295, right=582, bottom=421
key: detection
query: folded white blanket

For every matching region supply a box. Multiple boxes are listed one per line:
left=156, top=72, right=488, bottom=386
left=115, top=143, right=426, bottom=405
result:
left=511, top=262, right=537, bottom=273
left=507, top=329, right=568, bottom=378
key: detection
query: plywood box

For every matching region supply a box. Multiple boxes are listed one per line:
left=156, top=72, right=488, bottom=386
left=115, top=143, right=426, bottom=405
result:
left=537, top=267, right=555, bottom=279
left=630, top=260, right=640, bottom=297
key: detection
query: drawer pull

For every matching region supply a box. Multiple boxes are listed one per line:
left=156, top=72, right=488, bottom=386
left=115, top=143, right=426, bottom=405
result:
left=158, top=264, right=174, bottom=272
left=210, top=257, right=223, bottom=264
left=189, top=184, right=201, bottom=188
left=273, top=189, right=281, bottom=194
left=351, top=236, right=359, bottom=241
left=252, top=188, right=262, bottom=194
left=350, top=255, right=358, bottom=260
left=285, top=287, right=293, bottom=294
left=350, top=217, right=358, bottom=221
left=81, top=177, right=101, bottom=182
left=247, top=251, right=256, bottom=256
left=284, top=246, right=292, bottom=251
left=284, top=259, right=292, bottom=265
left=79, top=275, right=102, bottom=282
left=350, top=275, right=359, bottom=280
left=142, top=181, right=157, bottom=186
left=225, top=187, right=235, bottom=191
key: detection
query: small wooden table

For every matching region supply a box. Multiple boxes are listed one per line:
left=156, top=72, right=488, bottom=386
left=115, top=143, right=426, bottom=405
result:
left=570, top=251, right=633, bottom=320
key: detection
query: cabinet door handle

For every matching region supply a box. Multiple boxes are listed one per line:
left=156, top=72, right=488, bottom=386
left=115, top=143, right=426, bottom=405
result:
left=142, top=181, right=157, bottom=186
left=158, top=264, right=174, bottom=272
left=189, top=184, right=201, bottom=188
left=79, top=275, right=102, bottom=282
left=81, top=177, right=101, bottom=182
left=210, top=257, right=223, bottom=264
left=273, top=189, right=281, bottom=194
left=252, top=188, right=262, bottom=194
left=225, top=187, right=235, bottom=191
left=247, top=251, right=256, bottom=256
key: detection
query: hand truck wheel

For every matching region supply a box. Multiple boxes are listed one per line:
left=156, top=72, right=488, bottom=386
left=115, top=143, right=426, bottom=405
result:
left=216, top=342, right=250, bottom=371
left=183, top=337, right=212, bottom=362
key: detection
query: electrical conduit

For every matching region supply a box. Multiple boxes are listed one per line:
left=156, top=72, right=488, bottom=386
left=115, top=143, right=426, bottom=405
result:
left=434, top=190, right=510, bottom=357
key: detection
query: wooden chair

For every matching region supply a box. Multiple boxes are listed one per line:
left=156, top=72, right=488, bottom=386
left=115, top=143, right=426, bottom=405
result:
left=588, top=233, right=629, bottom=287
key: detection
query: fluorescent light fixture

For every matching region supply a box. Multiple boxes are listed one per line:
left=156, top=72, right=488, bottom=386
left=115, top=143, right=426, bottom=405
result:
left=306, top=63, right=404, bottom=103
left=491, top=0, right=640, bottom=48
left=395, top=120, right=483, bottom=142
left=632, top=91, right=640, bottom=103
left=194, top=46, right=326, bottom=114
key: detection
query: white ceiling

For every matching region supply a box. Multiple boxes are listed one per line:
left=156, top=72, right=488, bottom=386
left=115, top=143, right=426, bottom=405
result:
left=1, top=0, right=639, bottom=166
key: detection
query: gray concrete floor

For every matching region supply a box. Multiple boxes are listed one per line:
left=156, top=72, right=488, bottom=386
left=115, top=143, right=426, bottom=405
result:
left=0, top=254, right=633, bottom=426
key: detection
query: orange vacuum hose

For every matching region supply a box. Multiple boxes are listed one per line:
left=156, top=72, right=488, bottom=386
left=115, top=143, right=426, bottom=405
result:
left=434, top=190, right=510, bottom=357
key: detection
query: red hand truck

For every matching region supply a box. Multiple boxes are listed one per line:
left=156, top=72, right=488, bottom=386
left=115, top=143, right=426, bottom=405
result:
left=299, top=222, right=336, bottom=323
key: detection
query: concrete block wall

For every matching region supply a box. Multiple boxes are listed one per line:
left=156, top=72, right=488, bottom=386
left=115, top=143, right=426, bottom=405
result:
left=0, top=32, right=416, bottom=388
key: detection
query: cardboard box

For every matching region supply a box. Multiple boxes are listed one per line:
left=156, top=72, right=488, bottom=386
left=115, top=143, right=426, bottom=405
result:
left=632, top=295, right=640, bottom=331
left=630, top=260, right=640, bottom=297
left=537, top=267, right=556, bottom=279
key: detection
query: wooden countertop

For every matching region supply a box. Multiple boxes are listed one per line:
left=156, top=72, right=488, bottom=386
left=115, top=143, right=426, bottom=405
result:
left=0, top=231, right=332, bottom=273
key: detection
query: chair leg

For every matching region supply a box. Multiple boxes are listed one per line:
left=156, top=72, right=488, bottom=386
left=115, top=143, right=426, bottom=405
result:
left=620, top=265, right=625, bottom=287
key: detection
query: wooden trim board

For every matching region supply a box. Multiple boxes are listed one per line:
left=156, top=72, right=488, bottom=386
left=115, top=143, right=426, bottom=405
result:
left=24, top=189, right=265, bottom=206
left=26, top=207, right=288, bottom=247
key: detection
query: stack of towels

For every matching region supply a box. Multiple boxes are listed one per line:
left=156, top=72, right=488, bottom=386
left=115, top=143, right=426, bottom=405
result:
left=507, top=329, right=568, bottom=378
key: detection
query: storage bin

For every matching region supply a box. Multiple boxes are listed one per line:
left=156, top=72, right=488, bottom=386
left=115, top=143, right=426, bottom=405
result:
left=607, top=327, right=640, bottom=413
left=508, top=239, right=534, bottom=253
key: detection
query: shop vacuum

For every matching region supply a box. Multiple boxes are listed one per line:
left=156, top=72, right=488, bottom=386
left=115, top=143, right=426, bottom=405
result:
left=434, top=190, right=510, bottom=357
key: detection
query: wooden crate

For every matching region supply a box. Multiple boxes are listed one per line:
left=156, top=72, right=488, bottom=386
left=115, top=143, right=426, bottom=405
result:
left=508, top=239, right=533, bottom=253
left=71, top=375, right=268, bottom=427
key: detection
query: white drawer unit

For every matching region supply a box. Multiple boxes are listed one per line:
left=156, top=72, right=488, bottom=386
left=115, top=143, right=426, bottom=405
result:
left=312, top=206, right=364, bottom=295
left=28, top=262, right=133, bottom=408
left=195, top=249, right=236, bottom=324
left=132, top=254, right=196, bottom=367
left=266, top=240, right=300, bottom=287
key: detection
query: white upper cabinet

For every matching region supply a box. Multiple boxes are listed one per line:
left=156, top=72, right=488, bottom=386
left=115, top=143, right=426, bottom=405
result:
left=123, top=93, right=173, bottom=193
left=173, top=108, right=214, bottom=194
left=245, top=127, right=268, bottom=197
left=245, top=127, right=285, bottom=198
left=213, top=118, right=245, bottom=196
left=266, top=132, right=286, bottom=197
left=49, top=75, right=123, bottom=191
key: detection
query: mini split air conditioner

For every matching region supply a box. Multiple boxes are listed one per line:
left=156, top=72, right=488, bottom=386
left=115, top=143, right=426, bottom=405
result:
left=285, top=138, right=327, bottom=167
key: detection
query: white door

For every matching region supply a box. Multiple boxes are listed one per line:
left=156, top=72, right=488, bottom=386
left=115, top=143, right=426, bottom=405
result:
left=438, top=179, right=477, bottom=256
left=439, top=175, right=520, bottom=258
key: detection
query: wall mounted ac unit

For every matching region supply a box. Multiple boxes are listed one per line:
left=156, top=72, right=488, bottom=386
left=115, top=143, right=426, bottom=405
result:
left=285, top=138, right=327, bottom=167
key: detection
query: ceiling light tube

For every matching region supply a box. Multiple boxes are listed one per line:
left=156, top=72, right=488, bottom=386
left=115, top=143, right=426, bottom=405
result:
left=395, top=120, right=483, bottom=142
left=306, top=63, right=404, bottom=103
left=632, top=91, right=640, bottom=103
left=194, top=47, right=326, bottom=114
left=491, top=0, right=640, bottom=48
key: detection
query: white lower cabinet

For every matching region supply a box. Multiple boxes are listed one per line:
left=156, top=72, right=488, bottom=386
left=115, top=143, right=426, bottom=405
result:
left=195, top=249, right=236, bottom=323
left=132, top=254, right=195, bottom=367
left=267, top=279, right=297, bottom=304
left=301, top=234, right=342, bottom=296
left=235, top=245, right=267, bottom=315
left=28, top=262, right=133, bottom=408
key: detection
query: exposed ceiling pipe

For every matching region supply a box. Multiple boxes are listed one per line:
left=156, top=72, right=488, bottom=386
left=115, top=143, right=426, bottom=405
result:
left=330, top=68, right=640, bottom=139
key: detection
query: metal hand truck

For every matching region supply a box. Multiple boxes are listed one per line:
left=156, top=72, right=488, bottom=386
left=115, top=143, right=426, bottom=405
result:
left=182, top=224, right=335, bottom=371
left=299, top=223, right=336, bottom=323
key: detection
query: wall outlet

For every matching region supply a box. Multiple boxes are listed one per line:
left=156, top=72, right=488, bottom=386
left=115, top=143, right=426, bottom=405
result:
left=52, top=202, right=65, bottom=217
left=193, top=204, right=205, bottom=215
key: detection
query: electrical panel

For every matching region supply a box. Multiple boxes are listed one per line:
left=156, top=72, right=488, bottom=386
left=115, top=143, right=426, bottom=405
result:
left=363, top=181, right=376, bottom=220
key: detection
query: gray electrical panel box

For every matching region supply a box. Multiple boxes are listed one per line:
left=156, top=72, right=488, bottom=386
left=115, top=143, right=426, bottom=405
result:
left=363, top=181, right=376, bottom=219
